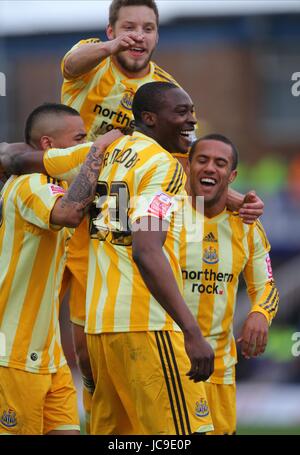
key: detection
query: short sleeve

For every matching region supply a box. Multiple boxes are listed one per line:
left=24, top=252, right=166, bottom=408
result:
left=43, top=143, right=92, bottom=184
left=16, top=174, right=67, bottom=230
left=130, top=155, right=186, bottom=224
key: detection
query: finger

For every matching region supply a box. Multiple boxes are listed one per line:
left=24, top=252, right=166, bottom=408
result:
left=260, top=331, right=268, bottom=355
left=241, top=330, right=255, bottom=359
left=239, top=217, right=258, bottom=225
left=121, top=37, right=136, bottom=47
left=187, top=362, right=207, bottom=383
left=253, top=332, right=263, bottom=357
left=240, top=205, right=263, bottom=212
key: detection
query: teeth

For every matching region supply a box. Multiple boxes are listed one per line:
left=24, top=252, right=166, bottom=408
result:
left=180, top=130, right=195, bottom=137
left=201, top=178, right=216, bottom=185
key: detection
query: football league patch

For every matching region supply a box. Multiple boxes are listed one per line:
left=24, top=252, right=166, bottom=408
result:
left=265, top=253, right=273, bottom=280
left=147, top=192, right=174, bottom=219
left=47, top=184, right=66, bottom=196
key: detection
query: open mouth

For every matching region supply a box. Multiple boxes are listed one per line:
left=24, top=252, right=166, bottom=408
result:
left=200, top=177, right=217, bottom=187
left=129, top=47, right=146, bottom=57
left=180, top=130, right=196, bottom=144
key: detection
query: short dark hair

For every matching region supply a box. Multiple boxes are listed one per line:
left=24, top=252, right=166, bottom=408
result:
left=109, top=0, right=159, bottom=27
left=132, top=81, right=178, bottom=126
left=189, top=133, right=239, bottom=170
left=25, top=103, right=80, bottom=145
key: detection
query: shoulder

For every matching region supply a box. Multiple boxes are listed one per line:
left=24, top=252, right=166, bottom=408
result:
left=152, top=62, right=179, bottom=85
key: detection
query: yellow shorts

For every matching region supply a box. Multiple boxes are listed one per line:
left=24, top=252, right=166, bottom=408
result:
left=87, top=331, right=214, bottom=435
left=60, top=218, right=89, bottom=326
left=204, top=382, right=236, bottom=435
left=0, top=364, right=80, bottom=435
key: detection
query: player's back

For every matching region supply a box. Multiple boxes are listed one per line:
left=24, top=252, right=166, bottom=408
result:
left=85, top=131, right=186, bottom=335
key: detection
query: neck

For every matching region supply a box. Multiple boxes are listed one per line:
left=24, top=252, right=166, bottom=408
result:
left=190, top=193, right=227, bottom=219
left=136, top=125, right=156, bottom=141
left=112, top=56, right=151, bottom=79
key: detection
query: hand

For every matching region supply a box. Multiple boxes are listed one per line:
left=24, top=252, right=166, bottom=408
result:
left=106, top=32, right=145, bottom=55
left=237, top=312, right=269, bottom=359
left=93, top=129, right=123, bottom=151
left=184, top=327, right=214, bottom=382
left=239, top=190, right=264, bottom=224
left=0, top=142, right=10, bottom=181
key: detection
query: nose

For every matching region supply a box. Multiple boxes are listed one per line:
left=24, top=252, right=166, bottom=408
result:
left=187, top=111, right=197, bottom=125
left=135, top=27, right=145, bottom=40
left=203, top=160, right=216, bottom=174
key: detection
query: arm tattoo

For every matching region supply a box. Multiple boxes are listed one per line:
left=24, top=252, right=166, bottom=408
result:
left=60, top=145, right=103, bottom=214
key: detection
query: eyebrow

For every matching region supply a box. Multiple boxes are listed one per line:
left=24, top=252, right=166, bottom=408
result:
left=122, top=21, right=156, bottom=26
left=198, top=154, right=229, bottom=162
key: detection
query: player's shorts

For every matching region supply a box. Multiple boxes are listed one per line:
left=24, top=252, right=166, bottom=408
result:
left=87, top=331, right=214, bottom=435
left=0, top=364, right=80, bottom=435
left=60, top=218, right=89, bottom=326
left=204, top=382, right=236, bottom=435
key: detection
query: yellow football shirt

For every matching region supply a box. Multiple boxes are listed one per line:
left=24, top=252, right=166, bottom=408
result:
left=61, top=39, right=179, bottom=141
left=61, top=39, right=181, bottom=324
left=44, top=132, right=187, bottom=333
left=180, top=204, right=279, bottom=384
left=0, top=174, right=71, bottom=373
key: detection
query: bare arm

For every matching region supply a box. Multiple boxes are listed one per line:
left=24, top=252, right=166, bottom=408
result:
left=64, top=33, right=144, bottom=79
left=132, top=217, right=214, bottom=383
left=50, top=129, right=122, bottom=227
left=0, top=142, right=46, bottom=176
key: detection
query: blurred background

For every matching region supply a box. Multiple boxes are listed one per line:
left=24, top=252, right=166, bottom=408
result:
left=1, top=0, right=300, bottom=434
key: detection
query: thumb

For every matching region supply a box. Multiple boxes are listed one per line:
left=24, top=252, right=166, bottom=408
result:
left=243, top=190, right=256, bottom=204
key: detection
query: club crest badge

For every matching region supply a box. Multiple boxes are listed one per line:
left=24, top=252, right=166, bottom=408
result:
left=0, top=408, right=17, bottom=428
left=120, top=90, right=134, bottom=110
left=195, top=398, right=209, bottom=417
left=203, top=246, right=219, bottom=264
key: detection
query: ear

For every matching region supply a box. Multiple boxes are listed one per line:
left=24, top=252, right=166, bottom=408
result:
left=228, top=169, right=237, bottom=184
left=39, top=135, right=53, bottom=151
left=156, top=32, right=159, bottom=46
left=141, top=111, right=157, bottom=127
left=186, top=159, right=191, bottom=178
left=106, top=24, right=114, bottom=41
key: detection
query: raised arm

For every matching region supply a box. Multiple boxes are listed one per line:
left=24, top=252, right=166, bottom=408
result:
left=0, top=142, right=45, bottom=177
left=64, top=33, right=144, bottom=79
left=132, top=217, right=214, bottom=383
left=50, top=129, right=122, bottom=227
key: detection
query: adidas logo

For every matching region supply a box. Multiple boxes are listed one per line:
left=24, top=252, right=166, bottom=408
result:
left=203, top=232, right=217, bottom=242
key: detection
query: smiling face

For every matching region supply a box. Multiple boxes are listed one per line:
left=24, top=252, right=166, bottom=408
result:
left=187, top=139, right=237, bottom=215
left=149, top=87, right=196, bottom=154
left=107, top=5, right=158, bottom=77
